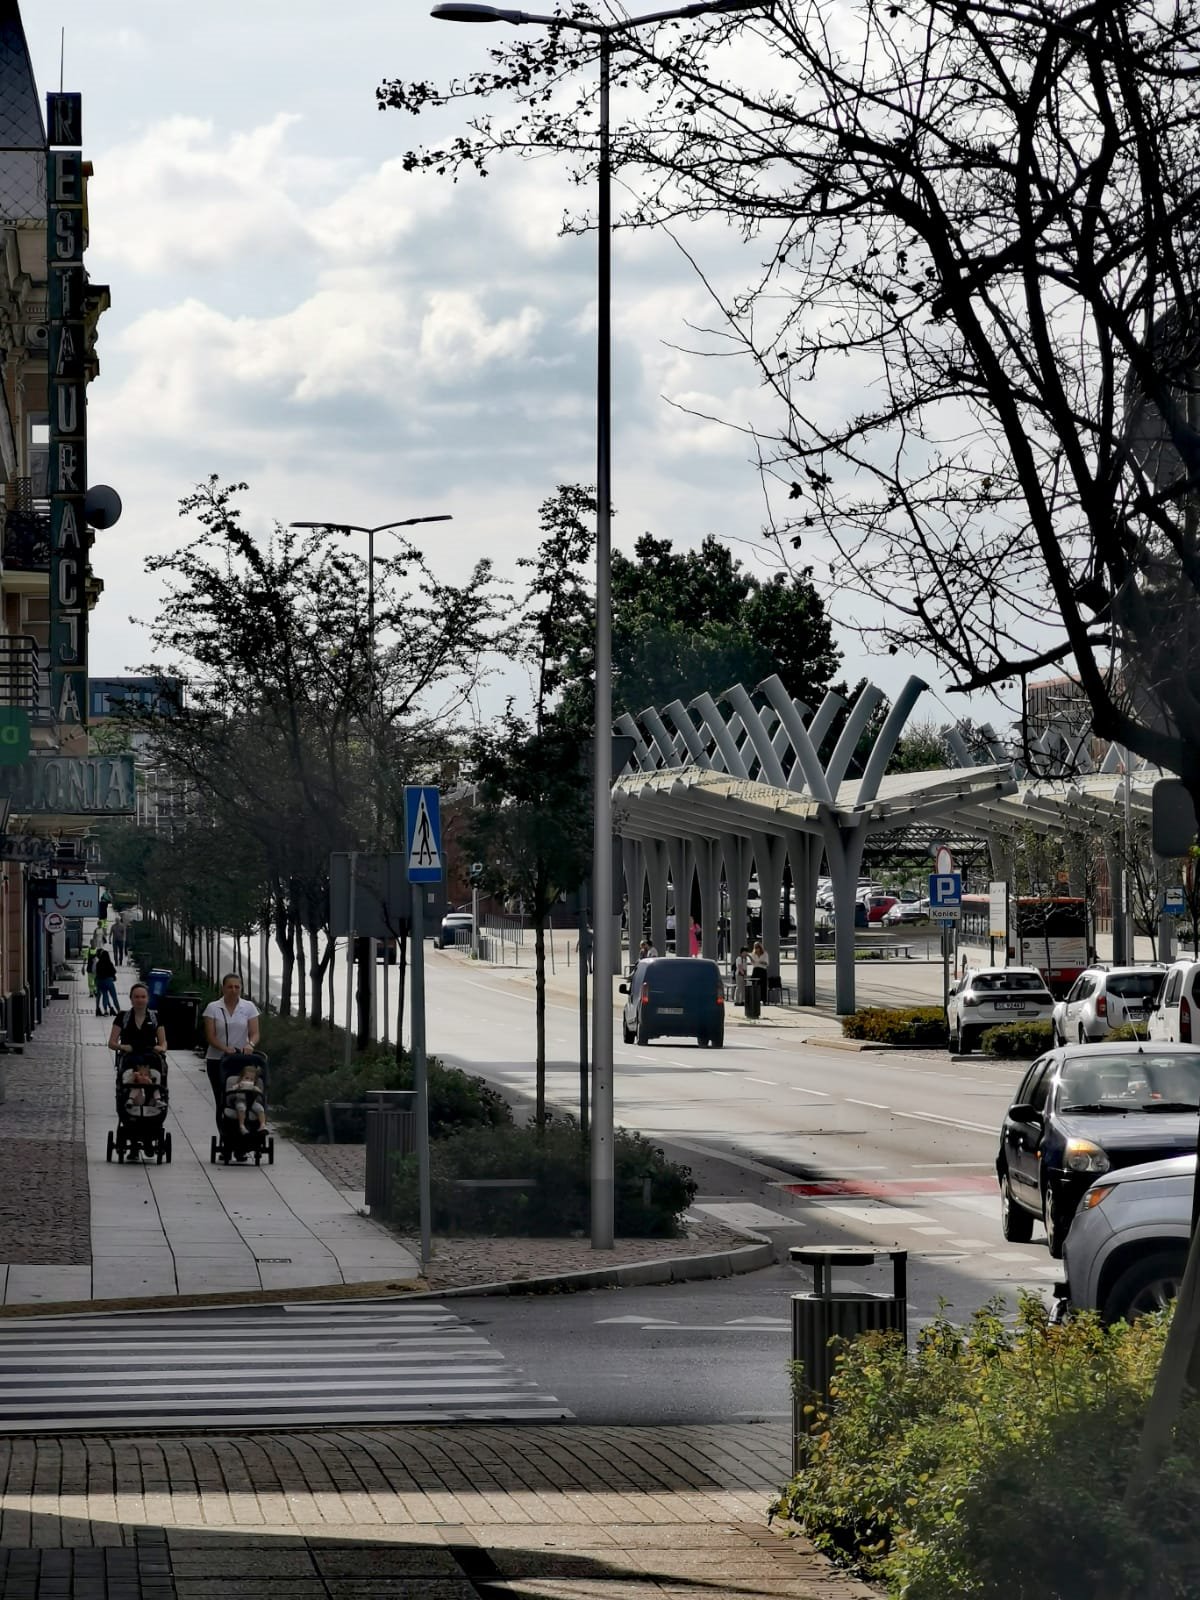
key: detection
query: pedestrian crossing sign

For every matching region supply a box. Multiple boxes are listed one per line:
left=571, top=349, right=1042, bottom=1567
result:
left=405, top=786, right=443, bottom=883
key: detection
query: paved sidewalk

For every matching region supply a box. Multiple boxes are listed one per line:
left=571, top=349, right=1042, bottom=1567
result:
left=0, top=980, right=419, bottom=1308
left=0, top=1422, right=875, bottom=1598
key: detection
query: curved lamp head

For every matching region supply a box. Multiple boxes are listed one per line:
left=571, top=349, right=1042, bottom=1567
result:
left=432, top=4, right=524, bottom=20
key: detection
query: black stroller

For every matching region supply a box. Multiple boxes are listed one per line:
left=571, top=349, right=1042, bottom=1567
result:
left=106, top=1051, right=172, bottom=1164
left=208, top=1052, right=275, bottom=1166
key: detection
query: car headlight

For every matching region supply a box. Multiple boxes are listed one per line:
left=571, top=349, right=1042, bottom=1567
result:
left=1082, top=1184, right=1115, bottom=1211
left=1064, top=1138, right=1111, bottom=1175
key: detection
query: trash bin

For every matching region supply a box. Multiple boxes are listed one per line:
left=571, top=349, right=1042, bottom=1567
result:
left=156, top=991, right=201, bottom=1050
left=147, top=968, right=172, bottom=1005
left=744, top=981, right=761, bottom=1019
left=364, top=1090, right=417, bottom=1216
left=789, top=1245, right=908, bottom=1472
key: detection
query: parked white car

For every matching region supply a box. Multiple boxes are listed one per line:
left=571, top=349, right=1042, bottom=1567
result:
left=1051, top=965, right=1166, bottom=1044
left=1147, top=959, right=1200, bottom=1042
left=946, top=966, right=1056, bottom=1053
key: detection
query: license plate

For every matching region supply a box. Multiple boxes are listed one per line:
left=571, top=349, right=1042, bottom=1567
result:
left=657, top=1006, right=683, bottom=1015
left=1127, top=1009, right=1144, bottom=1020
left=995, top=1001, right=1026, bottom=1010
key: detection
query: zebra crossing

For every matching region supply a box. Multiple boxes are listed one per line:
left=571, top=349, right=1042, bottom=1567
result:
left=0, top=1301, right=572, bottom=1433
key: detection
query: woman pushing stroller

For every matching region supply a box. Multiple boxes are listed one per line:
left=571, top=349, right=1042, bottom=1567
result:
left=105, top=982, right=171, bottom=1163
left=204, top=973, right=273, bottom=1165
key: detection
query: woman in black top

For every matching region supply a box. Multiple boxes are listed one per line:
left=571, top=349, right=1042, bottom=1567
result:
left=108, top=982, right=167, bottom=1063
left=94, top=945, right=120, bottom=1017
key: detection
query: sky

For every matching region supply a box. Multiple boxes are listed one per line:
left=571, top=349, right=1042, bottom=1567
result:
left=22, top=0, right=979, bottom=732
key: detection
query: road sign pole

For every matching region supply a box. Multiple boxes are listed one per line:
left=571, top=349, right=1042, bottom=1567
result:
left=411, top=885, right=432, bottom=1269
left=942, top=922, right=951, bottom=1015
left=404, top=786, right=441, bottom=1273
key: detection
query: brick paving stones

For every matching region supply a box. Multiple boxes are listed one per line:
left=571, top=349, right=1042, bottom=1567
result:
left=0, top=1424, right=877, bottom=1597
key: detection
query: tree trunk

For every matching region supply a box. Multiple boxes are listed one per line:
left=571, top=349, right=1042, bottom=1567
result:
left=534, top=906, right=547, bottom=1128
left=308, top=927, right=324, bottom=1025
left=272, top=886, right=294, bottom=1015
left=1132, top=782, right=1200, bottom=1485
left=327, top=937, right=336, bottom=1032
left=294, top=918, right=307, bottom=1020
left=394, top=926, right=408, bottom=1060
left=355, top=937, right=372, bottom=1049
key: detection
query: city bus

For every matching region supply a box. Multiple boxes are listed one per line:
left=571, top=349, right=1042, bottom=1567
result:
left=960, top=893, right=1088, bottom=995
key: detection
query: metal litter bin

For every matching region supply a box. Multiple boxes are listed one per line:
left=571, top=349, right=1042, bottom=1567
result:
left=364, top=1089, right=417, bottom=1216
left=744, top=981, right=761, bottom=1019
left=790, top=1245, right=908, bottom=1472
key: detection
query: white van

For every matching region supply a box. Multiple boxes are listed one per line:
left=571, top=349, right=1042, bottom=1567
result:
left=1148, top=960, right=1200, bottom=1042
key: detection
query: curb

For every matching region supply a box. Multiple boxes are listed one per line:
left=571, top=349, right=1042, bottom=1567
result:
left=409, top=1234, right=776, bottom=1299
left=0, top=1239, right=776, bottom=1319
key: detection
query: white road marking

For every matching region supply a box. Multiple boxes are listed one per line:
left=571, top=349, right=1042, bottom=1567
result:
left=746, top=1077, right=778, bottom=1087
left=910, top=1161, right=994, bottom=1168
left=912, top=1224, right=954, bottom=1235
left=790, top=1085, right=832, bottom=1097
left=892, top=1108, right=996, bottom=1134
left=845, top=1098, right=889, bottom=1109
left=694, top=1201, right=804, bottom=1230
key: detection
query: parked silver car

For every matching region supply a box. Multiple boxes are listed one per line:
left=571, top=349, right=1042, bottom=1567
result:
left=1060, top=1153, right=1193, bottom=1322
left=1051, top=964, right=1166, bottom=1044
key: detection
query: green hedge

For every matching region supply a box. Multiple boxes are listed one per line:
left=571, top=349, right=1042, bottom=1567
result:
left=1105, top=1022, right=1146, bottom=1041
left=841, top=1006, right=948, bottom=1046
left=980, top=1019, right=1055, bottom=1056
left=388, top=1119, right=696, bottom=1237
left=779, top=1294, right=1199, bottom=1598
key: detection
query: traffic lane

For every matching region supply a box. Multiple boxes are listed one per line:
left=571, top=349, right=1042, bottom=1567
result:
left=457, top=1271, right=799, bottom=1425
left=455, top=1249, right=1048, bottom=1426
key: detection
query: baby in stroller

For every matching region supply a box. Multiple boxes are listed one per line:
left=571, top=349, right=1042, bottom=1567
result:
left=213, top=1055, right=274, bottom=1165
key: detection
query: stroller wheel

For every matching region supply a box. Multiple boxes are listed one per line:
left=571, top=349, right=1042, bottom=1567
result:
left=117, top=1149, right=125, bottom=1163
left=164, top=1131, right=173, bottom=1164
left=105, top=1130, right=114, bottom=1163
left=267, top=1137, right=275, bottom=1166
left=209, top=1136, right=218, bottom=1165
left=156, top=1146, right=164, bottom=1165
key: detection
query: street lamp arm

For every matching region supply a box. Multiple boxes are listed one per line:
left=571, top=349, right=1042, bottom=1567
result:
left=290, top=515, right=453, bottom=536
left=432, top=0, right=765, bottom=33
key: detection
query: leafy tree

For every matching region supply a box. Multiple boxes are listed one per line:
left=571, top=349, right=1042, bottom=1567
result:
left=122, top=478, right=501, bottom=1024
left=464, top=487, right=595, bottom=1122
left=887, top=721, right=949, bottom=776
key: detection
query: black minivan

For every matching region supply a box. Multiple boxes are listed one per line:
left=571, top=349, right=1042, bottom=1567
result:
left=619, top=957, right=725, bottom=1048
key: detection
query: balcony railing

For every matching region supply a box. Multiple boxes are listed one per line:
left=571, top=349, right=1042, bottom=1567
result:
left=3, top=478, right=50, bottom=571
left=0, top=635, right=53, bottom=723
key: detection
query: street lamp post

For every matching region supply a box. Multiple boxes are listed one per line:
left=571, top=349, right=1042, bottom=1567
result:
left=433, top=0, right=764, bottom=1249
left=290, top=513, right=452, bottom=1046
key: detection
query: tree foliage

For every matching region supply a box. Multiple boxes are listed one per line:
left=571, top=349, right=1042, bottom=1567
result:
left=382, top=0, right=1200, bottom=793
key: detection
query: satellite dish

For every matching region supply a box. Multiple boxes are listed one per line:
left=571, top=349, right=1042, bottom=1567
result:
left=85, top=485, right=122, bottom=530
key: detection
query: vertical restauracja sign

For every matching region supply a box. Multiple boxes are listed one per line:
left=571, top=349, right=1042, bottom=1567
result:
left=46, top=91, right=88, bottom=730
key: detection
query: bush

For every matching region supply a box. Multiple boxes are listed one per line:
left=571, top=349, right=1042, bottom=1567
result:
left=980, top=1018, right=1055, bottom=1056
left=387, top=1118, right=696, bottom=1237
left=778, top=1294, right=1200, bottom=1599
left=260, top=1012, right=512, bottom=1143
left=841, top=1006, right=948, bottom=1046
left=1105, top=1022, right=1148, bottom=1041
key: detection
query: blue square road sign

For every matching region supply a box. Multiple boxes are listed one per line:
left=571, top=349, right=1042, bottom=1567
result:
left=405, top=786, right=443, bottom=884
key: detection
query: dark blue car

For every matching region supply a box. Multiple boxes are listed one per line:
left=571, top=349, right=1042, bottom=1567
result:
left=997, top=1043, right=1200, bottom=1256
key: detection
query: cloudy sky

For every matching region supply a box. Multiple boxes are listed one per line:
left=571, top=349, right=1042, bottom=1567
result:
left=23, top=1, right=965, bottom=727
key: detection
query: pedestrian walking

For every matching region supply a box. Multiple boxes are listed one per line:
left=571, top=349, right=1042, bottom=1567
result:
left=94, top=944, right=120, bottom=1016
left=108, top=982, right=167, bottom=1063
left=84, top=939, right=98, bottom=999
left=111, top=921, right=126, bottom=965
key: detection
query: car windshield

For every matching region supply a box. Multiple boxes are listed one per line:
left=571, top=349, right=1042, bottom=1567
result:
left=1058, top=1052, right=1200, bottom=1112
left=1106, top=973, right=1165, bottom=1000
left=971, top=973, right=1048, bottom=993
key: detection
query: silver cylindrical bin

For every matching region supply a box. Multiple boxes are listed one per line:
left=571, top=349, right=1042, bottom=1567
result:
left=790, top=1245, right=908, bottom=1473
left=364, top=1089, right=417, bottom=1215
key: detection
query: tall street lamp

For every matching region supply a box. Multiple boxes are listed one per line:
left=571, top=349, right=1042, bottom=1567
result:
left=290, top=514, right=454, bottom=717
left=433, top=0, right=765, bottom=1249
left=290, top=513, right=452, bottom=1051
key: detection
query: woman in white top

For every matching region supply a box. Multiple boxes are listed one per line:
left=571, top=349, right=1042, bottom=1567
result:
left=203, top=973, right=260, bottom=1123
